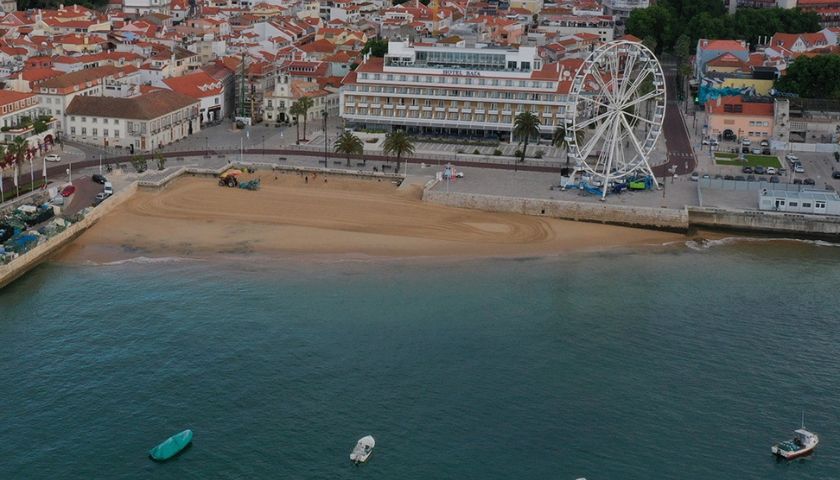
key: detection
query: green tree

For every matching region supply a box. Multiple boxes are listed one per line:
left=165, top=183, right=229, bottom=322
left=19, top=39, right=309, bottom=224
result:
left=361, top=38, right=388, bottom=57
left=382, top=130, right=414, bottom=174
left=513, top=111, right=541, bottom=163
left=674, top=34, right=691, bottom=65
left=10, top=136, right=28, bottom=196
left=156, top=153, right=167, bottom=170
left=626, top=5, right=676, bottom=54
left=552, top=126, right=584, bottom=166
left=297, top=96, right=314, bottom=141
left=289, top=101, right=303, bottom=144
left=334, top=131, right=364, bottom=167
left=775, top=55, right=840, bottom=99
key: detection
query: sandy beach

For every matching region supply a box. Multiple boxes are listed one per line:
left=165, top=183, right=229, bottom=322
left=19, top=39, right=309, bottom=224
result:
left=59, top=174, right=682, bottom=262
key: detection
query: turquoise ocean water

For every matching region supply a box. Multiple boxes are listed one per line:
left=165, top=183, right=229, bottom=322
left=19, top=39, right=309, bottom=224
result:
left=1, top=240, right=840, bottom=479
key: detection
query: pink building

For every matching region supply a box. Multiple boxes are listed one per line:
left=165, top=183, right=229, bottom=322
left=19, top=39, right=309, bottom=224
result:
left=706, top=96, right=774, bottom=142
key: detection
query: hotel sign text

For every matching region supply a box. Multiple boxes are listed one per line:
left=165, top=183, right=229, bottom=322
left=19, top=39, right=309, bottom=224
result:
left=442, top=70, right=481, bottom=77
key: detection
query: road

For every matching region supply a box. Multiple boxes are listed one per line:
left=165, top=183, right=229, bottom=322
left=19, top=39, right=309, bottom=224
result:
left=652, top=61, right=696, bottom=178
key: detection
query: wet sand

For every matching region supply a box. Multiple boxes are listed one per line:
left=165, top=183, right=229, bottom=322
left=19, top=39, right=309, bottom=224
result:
left=59, top=174, right=683, bottom=262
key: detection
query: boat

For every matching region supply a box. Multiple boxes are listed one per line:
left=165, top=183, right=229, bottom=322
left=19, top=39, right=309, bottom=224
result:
left=149, top=429, right=193, bottom=461
left=349, top=435, right=375, bottom=464
left=771, top=414, right=819, bottom=460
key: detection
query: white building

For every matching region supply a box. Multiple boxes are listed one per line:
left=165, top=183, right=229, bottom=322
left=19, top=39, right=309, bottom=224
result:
left=123, top=0, right=173, bottom=16
left=759, top=189, right=840, bottom=215
left=339, top=41, right=577, bottom=140
left=64, top=89, right=200, bottom=151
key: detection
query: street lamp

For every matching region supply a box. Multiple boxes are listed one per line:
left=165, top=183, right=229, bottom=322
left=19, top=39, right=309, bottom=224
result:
left=205, top=136, right=208, bottom=156
left=322, top=110, right=328, bottom=167
left=262, top=135, right=265, bottom=157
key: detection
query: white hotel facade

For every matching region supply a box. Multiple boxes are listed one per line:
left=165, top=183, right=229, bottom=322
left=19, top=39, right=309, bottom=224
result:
left=339, top=41, right=578, bottom=141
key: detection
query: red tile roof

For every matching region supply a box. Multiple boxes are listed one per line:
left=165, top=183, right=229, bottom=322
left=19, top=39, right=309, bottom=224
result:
left=163, top=70, right=224, bottom=98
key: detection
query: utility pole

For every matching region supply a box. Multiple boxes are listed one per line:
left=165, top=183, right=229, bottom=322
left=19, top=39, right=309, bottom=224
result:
left=323, top=110, right=328, bottom=167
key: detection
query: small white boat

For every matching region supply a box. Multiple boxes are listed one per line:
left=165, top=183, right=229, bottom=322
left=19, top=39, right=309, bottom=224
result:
left=771, top=413, right=819, bottom=460
left=350, top=435, right=375, bottom=464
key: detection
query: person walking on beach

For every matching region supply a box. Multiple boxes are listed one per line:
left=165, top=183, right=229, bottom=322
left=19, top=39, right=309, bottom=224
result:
left=305, top=175, right=308, bottom=184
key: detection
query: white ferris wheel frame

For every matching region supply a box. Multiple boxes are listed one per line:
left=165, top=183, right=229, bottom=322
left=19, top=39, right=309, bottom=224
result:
left=564, top=40, right=667, bottom=198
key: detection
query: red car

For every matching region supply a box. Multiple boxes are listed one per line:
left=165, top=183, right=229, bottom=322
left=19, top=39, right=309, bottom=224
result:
left=61, top=184, right=76, bottom=197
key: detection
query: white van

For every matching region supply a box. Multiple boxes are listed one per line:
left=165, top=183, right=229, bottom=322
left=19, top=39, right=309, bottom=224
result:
left=103, top=182, right=113, bottom=196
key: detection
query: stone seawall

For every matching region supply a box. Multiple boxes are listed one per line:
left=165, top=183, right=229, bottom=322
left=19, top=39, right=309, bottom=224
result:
left=423, top=190, right=690, bottom=232
left=689, top=207, right=840, bottom=238
left=0, top=182, right=138, bottom=290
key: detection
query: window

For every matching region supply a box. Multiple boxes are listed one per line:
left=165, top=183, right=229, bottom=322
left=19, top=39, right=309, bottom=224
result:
left=103, top=129, right=108, bottom=137
left=70, top=116, right=75, bottom=121
left=816, top=201, right=826, bottom=209
left=82, top=117, right=87, bottom=122
left=70, top=127, right=75, bottom=135
left=113, top=130, right=119, bottom=137
left=789, top=202, right=798, bottom=207
left=81, top=127, right=86, bottom=135
left=803, top=203, right=812, bottom=208
left=92, top=128, right=98, bottom=136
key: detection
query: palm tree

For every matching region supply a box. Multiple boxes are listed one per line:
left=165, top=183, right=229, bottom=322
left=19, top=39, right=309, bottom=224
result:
left=289, top=101, right=302, bottom=144
left=10, top=136, right=27, bottom=196
left=513, top=111, right=541, bottom=163
left=334, top=131, right=364, bottom=167
left=298, top=96, right=314, bottom=141
left=382, top=130, right=414, bottom=174
left=552, top=126, right=584, bottom=166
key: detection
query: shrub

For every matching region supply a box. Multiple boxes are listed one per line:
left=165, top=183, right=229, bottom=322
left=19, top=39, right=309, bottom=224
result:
left=514, top=149, right=523, bottom=158
left=457, top=149, right=464, bottom=154
left=33, top=120, right=48, bottom=134
left=493, top=149, right=502, bottom=156
left=534, top=150, right=544, bottom=159
left=473, top=148, right=481, bottom=155
left=0, top=126, right=9, bottom=132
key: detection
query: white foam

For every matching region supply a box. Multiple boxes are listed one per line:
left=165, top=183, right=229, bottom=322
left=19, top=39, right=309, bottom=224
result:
left=683, top=237, right=840, bottom=251
left=97, top=256, right=198, bottom=266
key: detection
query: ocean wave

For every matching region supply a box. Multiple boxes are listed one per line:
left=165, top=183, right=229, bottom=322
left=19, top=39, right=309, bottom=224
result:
left=683, top=237, right=840, bottom=251
left=92, top=256, right=199, bottom=266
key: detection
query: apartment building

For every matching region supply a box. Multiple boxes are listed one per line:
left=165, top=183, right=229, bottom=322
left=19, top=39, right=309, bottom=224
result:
left=339, top=41, right=576, bottom=140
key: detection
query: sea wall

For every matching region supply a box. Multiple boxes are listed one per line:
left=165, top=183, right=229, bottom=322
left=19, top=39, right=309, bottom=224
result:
left=423, top=189, right=690, bottom=232
left=688, top=206, right=840, bottom=237
left=0, top=182, right=138, bottom=290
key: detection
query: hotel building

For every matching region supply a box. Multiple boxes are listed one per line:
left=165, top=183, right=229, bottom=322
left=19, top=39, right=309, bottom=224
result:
left=339, top=41, right=578, bottom=140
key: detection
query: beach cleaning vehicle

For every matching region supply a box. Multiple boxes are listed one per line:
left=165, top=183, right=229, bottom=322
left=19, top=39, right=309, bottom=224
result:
left=219, top=169, right=241, bottom=187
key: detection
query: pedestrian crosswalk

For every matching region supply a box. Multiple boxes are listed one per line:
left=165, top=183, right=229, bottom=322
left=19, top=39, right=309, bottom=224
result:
left=667, top=152, right=694, bottom=158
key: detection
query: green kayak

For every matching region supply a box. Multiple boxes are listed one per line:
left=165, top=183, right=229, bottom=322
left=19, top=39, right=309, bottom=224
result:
left=149, top=429, right=193, bottom=461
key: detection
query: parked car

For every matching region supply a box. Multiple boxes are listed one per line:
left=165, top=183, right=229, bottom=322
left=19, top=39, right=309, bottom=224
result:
left=742, top=139, right=752, bottom=146
left=785, top=154, right=799, bottom=164
left=762, top=148, right=771, bottom=155
left=747, top=175, right=756, bottom=182
left=803, top=178, right=816, bottom=185
left=702, top=174, right=711, bottom=179
left=45, top=154, right=61, bottom=162
left=690, top=172, right=699, bottom=181
left=735, top=175, right=746, bottom=181
left=103, top=182, right=113, bottom=195
left=778, top=168, right=787, bottom=176
left=702, top=138, right=711, bottom=145
left=711, top=138, right=719, bottom=146
left=760, top=139, right=769, bottom=147
left=455, top=171, right=464, bottom=178
left=793, top=178, right=803, bottom=185
left=769, top=176, right=780, bottom=183
left=93, top=192, right=109, bottom=206
left=832, top=171, right=840, bottom=179
left=92, top=174, right=107, bottom=184
left=754, top=166, right=766, bottom=175
left=742, top=166, right=754, bottom=174
left=714, top=174, right=723, bottom=179
left=766, top=167, right=777, bottom=175
left=724, top=175, right=734, bottom=180
left=752, top=148, right=762, bottom=155
left=794, top=163, right=805, bottom=173
left=758, top=177, right=768, bottom=183
left=50, top=196, right=65, bottom=206
left=60, top=184, right=76, bottom=197
left=742, top=147, right=751, bottom=154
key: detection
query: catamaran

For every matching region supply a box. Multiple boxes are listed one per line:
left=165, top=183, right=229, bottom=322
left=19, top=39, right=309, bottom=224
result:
left=771, top=413, right=819, bottom=460
left=350, top=435, right=375, bottom=464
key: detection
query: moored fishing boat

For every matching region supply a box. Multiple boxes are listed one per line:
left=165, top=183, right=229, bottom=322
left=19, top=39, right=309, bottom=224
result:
left=772, top=414, right=818, bottom=460
left=149, top=429, right=193, bottom=461
left=350, top=435, right=375, bottom=464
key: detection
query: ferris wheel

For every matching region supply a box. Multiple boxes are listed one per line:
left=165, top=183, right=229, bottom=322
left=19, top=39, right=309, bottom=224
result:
left=564, top=40, right=667, bottom=198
